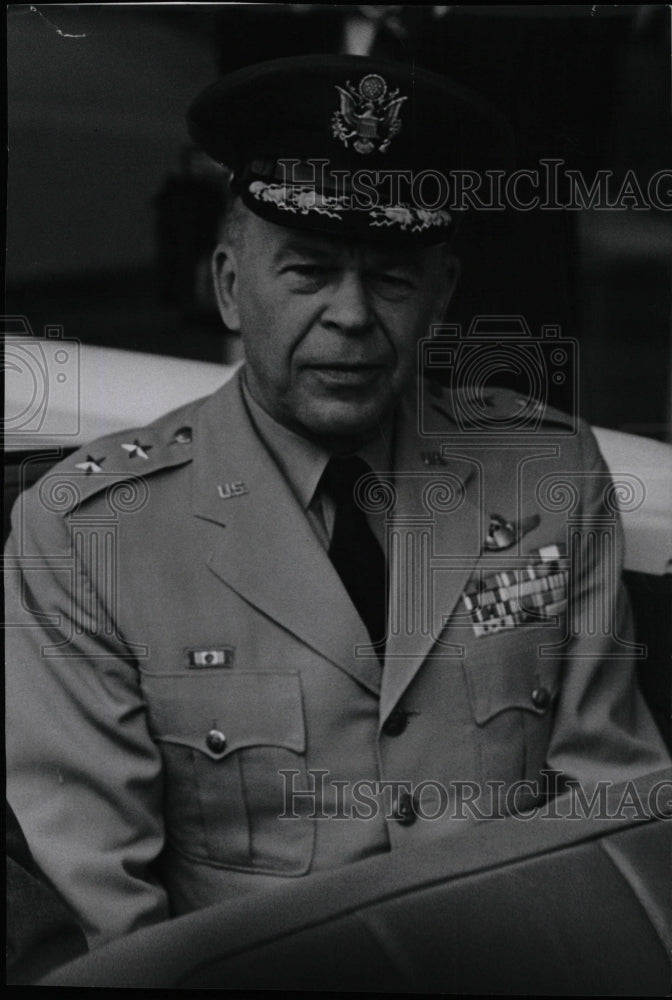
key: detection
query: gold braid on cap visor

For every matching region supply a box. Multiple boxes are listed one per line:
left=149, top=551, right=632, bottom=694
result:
left=247, top=180, right=452, bottom=233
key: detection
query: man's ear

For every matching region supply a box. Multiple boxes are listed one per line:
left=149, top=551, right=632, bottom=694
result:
left=212, top=244, right=241, bottom=332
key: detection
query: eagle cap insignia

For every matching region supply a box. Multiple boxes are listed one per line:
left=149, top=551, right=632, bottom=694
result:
left=332, top=74, right=407, bottom=154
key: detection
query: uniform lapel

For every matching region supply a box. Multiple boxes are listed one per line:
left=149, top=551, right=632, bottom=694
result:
left=380, top=392, right=483, bottom=722
left=191, top=374, right=381, bottom=696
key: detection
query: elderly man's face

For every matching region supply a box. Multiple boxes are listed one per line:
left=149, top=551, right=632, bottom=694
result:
left=214, top=206, right=457, bottom=449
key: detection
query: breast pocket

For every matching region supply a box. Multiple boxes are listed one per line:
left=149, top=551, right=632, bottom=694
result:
left=141, top=670, right=314, bottom=875
left=462, top=630, right=564, bottom=787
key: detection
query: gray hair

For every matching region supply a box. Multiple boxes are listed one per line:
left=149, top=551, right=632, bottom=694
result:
left=218, top=190, right=249, bottom=252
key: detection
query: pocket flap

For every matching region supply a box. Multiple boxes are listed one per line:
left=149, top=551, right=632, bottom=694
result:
left=141, top=671, right=305, bottom=760
left=464, top=656, right=562, bottom=725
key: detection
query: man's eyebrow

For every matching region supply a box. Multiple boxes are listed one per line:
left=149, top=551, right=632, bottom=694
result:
left=272, top=241, right=426, bottom=273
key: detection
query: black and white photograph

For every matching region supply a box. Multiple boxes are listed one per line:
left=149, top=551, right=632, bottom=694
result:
left=5, top=3, right=672, bottom=991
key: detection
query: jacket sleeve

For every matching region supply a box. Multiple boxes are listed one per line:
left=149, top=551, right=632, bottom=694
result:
left=5, top=483, right=170, bottom=947
left=545, top=422, right=670, bottom=787
left=6, top=799, right=88, bottom=984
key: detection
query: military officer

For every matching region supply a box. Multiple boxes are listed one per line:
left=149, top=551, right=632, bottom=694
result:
left=5, top=55, right=669, bottom=948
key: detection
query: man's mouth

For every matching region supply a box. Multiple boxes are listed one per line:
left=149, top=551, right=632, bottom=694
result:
left=305, top=364, right=386, bottom=387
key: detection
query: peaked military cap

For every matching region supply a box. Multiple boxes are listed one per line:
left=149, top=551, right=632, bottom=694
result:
left=187, top=54, right=513, bottom=245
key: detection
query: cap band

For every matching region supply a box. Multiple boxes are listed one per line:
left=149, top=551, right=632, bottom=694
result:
left=188, top=54, right=514, bottom=245
left=247, top=180, right=452, bottom=235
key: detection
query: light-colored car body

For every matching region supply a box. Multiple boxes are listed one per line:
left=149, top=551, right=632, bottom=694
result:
left=6, top=336, right=671, bottom=576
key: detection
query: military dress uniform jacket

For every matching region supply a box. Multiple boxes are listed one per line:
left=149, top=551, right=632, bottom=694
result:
left=5, top=369, right=669, bottom=945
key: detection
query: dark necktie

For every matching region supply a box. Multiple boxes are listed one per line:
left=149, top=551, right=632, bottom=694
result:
left=322, top=455, right=387, bottom=662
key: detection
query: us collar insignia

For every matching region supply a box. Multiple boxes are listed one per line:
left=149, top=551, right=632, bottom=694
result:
left=332, top=74, right=407, bottom=154
left=483, top=513, right=541, bottom=551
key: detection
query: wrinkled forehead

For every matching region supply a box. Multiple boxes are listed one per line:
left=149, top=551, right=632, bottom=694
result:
left=244, top=208, right=449, bottom=269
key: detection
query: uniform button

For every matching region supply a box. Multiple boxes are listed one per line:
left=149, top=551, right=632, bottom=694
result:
left=394, top=791, right=416, bottom=826
left=531, top=687, right=551, bottom=710
left=205, top=729, right=226, bottom=754
left=382, top=708, right=408, bottom=737
left=173, top=426, right=192, bottom=444
left=657, top=798, right=672, bottom=818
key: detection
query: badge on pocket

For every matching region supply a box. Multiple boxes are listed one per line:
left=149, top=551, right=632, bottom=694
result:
left=186, top=647, right=235, bottom=668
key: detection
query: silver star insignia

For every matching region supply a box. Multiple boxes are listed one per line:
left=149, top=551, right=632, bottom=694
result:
left=122, top=439, right=152, bottom=460
left=75, top=455, right=105, bottom=475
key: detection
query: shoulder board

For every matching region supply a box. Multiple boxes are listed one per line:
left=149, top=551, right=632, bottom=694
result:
left=422, top=380, right=576, bottom=431
left=39, top=398, right=199, bottom=513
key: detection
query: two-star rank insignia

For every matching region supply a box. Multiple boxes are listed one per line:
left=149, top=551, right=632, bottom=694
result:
left=75, top=455, right=105, bottom=475
left=121, top=439, right=152, bottom=460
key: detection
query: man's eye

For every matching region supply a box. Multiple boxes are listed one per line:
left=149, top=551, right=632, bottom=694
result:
left=282, top=262, right=328, bottom=275
left=282, top=264, right=329, bottom=288
left=290, top=265, right=321, bottom=275
left=367, top=273, right=415, bottom=298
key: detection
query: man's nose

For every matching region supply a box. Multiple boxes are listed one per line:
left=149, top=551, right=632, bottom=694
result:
left=322, top=271, right=372, bottom=333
